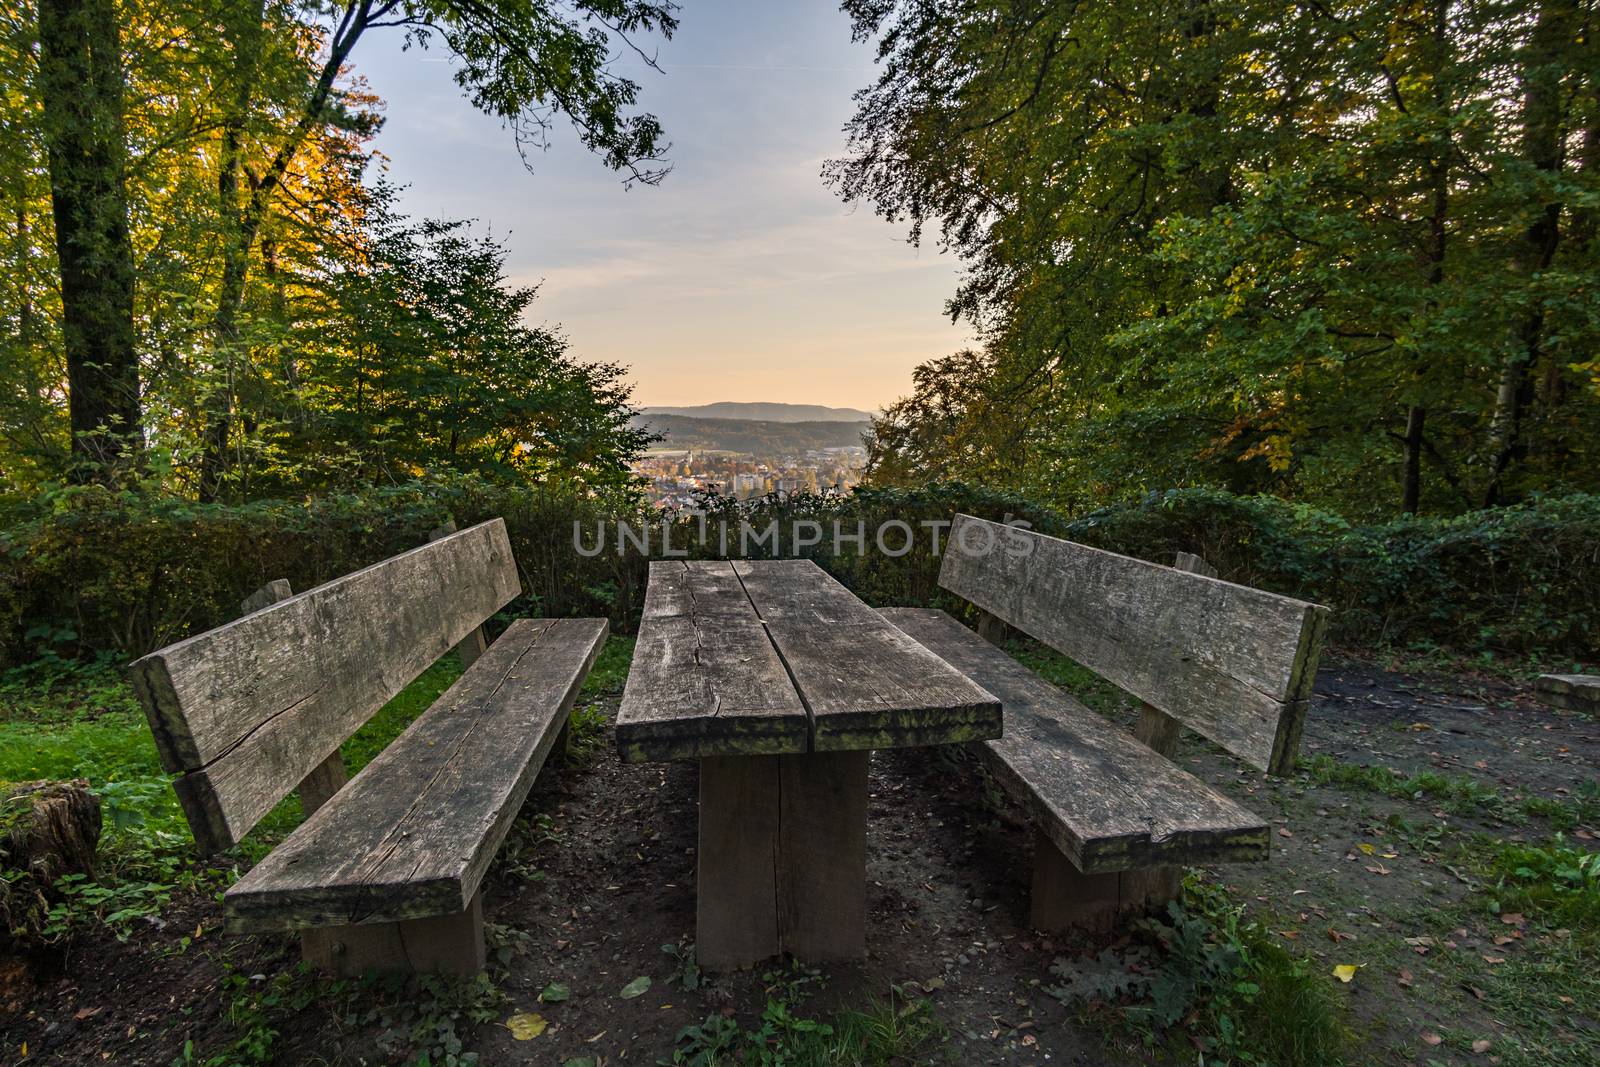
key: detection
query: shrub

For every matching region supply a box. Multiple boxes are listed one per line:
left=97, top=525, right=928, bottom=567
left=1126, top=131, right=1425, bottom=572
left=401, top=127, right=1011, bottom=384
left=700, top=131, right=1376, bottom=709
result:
left=1, top=479, right=1594, bottom=666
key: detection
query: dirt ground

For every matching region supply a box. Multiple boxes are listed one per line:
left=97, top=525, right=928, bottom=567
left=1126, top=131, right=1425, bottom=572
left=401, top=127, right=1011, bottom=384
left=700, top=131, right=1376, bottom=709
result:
left=3, top=657, right=1596, bottom=1066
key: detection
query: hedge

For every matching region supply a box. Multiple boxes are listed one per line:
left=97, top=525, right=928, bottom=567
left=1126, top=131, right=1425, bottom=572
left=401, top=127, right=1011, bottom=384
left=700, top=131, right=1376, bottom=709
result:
left=1, top=480, right=1594, bottom=669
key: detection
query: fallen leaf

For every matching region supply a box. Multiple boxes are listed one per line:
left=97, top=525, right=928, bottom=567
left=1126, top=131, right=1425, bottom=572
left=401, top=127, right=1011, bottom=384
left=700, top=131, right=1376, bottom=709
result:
left=563, top=1058, right=598, bottom=1067
left=1278, top=827, right=1294, bottom=838
left=1397, top=969, right=1413, bottom=988
left=1482, top=955, right=1505, bottom=965
left=620, top=976, right=652, bottom=999
left=1328, top=928, right=1353, bottom=943
left=1499, top=913, right=1525, bottom=927
left=541, top=982, right=572, bottom=1003
left=505, top=1012, right=548, bottom=1040
left=1022, top=1034, right=1037, bottom=1047
left=74, top=1007, right=101, bottom=1020
left=1278, top=930, right=1300, bottom=940
left=1472, top=1039, right=1492, bottom=1054
left=923, top=976, right=945, bottom=991
left=1422, top=1032, right=1443, bottom=1046
left=1333, top=964, right=1360, bottom=983
left=1358, top=843, right=1377, bottom=856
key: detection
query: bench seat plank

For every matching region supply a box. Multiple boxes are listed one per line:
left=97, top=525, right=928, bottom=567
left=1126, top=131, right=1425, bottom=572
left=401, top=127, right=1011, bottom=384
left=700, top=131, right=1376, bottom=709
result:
left=224, top=617, right=607, bottom=933
left=733, top=560, right=1001, bottom=752
left=879, top=608, right=1269, bottom=873
left=617, top=561, right=810, bottom=762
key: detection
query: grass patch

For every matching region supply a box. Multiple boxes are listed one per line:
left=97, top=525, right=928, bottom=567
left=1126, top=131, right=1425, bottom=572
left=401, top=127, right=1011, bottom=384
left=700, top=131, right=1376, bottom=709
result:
left=1002, top=639, right=1126, bottom=714
left=1298, top=754, right=1600, bottom=829
left=1299, top=754, right=1508, bottom=816
left=663, top=990, right=944, bottom=1066
left=581, top=633, right=634, bottom=697
left=1468, top=836, right=1600, bottom=929
left=0, top=652, right=461, bottom=944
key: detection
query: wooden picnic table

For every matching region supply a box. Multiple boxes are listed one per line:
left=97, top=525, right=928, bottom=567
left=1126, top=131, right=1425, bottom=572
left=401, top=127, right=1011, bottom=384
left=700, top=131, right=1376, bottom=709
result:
left=617, top=558, right=1001, bottom=970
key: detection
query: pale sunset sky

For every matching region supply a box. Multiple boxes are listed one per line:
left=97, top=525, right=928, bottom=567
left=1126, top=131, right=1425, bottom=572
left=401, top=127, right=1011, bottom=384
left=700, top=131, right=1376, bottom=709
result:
left=354, top=1, right=973, bottom=413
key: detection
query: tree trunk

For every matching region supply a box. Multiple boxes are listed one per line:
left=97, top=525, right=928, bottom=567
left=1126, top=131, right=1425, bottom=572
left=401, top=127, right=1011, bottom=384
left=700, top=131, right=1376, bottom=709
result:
left=1484, top=0, right=1573, bottom=506
left=196, top=0, right=267, bottom=502
left=197, top=0, right=370, bottom=500
left=2, top=779, right=102, bottom=884
left=36, top=0, right=141, bottom=479
left=1400, top=405, right=1425, bottom=514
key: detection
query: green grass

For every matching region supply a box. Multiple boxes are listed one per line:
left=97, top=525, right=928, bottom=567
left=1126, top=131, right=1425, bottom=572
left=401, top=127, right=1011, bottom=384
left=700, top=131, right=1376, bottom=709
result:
left=0, top=652, right=462, bottom=943
left=581, top=633, right=633, bottom=696
left=1297, top=753, right=1600, bottom=829
left=663, top=992, right=944, bottom=1066
left=1001, top=639, right=1126, bottom=713
left=1, top=633, right=631, bottom=946
left=1467, top=836, right=1600, bottom=930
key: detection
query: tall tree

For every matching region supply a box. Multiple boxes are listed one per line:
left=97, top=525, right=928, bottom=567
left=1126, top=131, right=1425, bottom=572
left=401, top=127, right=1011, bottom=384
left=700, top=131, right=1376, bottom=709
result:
left=196, top=0, right=679, bottom=500
left=834, top=0, right=1600, bottom=516
left=35, top=0, right=140, bottom=477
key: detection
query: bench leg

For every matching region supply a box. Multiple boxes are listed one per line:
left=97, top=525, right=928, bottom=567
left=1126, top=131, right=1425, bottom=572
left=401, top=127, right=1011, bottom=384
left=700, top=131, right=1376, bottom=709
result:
left=1030, top=829, right=1181, bottom=935
left=698, top=755, right=781, bottom=971
left=777, top=750, right=867, bottom=963
left=301, top=891, right=486, bottom=977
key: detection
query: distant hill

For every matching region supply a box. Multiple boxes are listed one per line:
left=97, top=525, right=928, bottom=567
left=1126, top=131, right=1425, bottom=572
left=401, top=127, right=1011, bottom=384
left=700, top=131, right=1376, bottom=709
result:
left=640, top=402, right=874, bottom=423
left=633, top=413, right=869, bottom=454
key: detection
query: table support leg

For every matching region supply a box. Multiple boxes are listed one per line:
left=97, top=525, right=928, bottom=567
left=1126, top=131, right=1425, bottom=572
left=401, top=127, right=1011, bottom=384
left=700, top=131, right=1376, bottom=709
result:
left=778, top=750, right=867, bottom=962
left=698, top=755, right=781, bottom=970
left=697, top=751, right=869, bottom=970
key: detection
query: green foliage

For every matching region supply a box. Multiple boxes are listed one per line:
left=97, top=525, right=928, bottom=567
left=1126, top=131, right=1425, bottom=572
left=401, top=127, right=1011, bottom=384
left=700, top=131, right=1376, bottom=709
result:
left=172, top=966, right=504, bottom=1067
left=1060, top=488, right=1600, bottom=657
left=1050, top=880, right=1347, bottom=1067
left=1475, top=837, right=1600, bottom=930
left=833, top=0, right=1600, bottom=517
left=4, top=482, right=1596, bottom=669
left=661, top=993, right=942, bottom=1067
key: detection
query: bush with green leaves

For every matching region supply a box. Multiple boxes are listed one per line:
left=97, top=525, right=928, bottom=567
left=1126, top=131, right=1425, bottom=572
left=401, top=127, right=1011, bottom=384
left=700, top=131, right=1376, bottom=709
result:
left=2, top=479, right=1595, bottom=667
left=1048, top=880, right=1348, bottom=1067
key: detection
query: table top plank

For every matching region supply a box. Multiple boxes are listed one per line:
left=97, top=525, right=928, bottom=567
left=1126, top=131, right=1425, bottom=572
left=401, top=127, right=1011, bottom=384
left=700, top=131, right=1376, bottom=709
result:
left=618, top=558, right=1000, bottom=761
left=616, top=561, right=810, bottom=762
left=731, top=560, right=1001, bottom=752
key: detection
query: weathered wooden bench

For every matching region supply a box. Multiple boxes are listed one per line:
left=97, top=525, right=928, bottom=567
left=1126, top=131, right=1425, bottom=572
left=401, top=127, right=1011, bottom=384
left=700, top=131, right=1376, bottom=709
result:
left=880, top=514, right=1330, bottom=932
left=1535, top=674, right=1600, bottom=715
left=129, top=519, right=608, bottom=975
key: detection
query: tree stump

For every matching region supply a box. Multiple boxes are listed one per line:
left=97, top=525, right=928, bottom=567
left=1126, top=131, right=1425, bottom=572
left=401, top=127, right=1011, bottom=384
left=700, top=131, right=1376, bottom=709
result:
left=2, top=779, right=102, bottom=883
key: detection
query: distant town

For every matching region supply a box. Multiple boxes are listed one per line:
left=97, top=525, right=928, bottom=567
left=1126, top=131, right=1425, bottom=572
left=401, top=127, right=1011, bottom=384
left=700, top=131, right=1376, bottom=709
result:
left=627, top=403, right=872, bottom=508
left=631, top=446, right=868, bottom=508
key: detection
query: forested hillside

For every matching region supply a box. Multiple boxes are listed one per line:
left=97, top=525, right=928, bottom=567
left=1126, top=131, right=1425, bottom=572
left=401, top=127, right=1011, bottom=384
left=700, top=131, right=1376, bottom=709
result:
left=831, top=0, right=1600, bottom=518
left=632, top=413, right=869, bottom=453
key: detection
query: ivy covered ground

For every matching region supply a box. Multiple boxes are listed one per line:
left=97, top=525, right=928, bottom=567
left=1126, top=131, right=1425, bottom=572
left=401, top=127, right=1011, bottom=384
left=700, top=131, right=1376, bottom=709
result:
left=1, top=638, right=1596, bottom=1066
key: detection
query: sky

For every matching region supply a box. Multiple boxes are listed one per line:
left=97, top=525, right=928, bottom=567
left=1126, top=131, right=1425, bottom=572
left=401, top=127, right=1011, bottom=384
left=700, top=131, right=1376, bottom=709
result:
left=352, top=1, right=973, bottom=414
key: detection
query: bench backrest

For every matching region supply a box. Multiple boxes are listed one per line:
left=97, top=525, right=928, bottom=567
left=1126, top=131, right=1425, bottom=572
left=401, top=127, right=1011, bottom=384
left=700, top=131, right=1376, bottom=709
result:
left=130, top=518, right=520, bottom=852
left=939, top=514, right=1328, bottom=775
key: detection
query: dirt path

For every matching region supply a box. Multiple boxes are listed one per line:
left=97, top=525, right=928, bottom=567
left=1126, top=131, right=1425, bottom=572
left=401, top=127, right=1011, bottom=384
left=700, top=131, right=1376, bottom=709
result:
left=4, top=658, right=1595, bottom=1065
